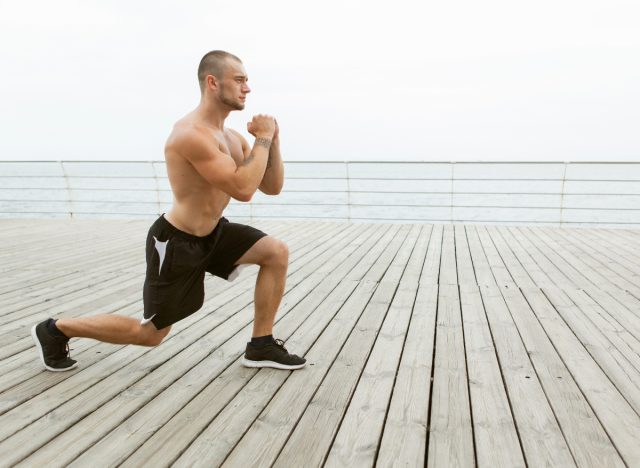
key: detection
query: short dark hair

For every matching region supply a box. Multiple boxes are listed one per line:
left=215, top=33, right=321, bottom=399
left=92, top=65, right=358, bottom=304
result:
left=197, top=50, right=242, bottom=93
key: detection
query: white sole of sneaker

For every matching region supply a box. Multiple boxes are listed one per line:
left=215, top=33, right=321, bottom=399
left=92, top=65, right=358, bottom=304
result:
left=30, top=325, right=78, bottom=372
left=241, top=357, right=306, bottom=370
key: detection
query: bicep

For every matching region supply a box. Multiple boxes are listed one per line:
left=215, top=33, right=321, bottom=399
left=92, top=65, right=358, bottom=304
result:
left=229, top=129, right=252, bottom=159
left=178, top=135, right=247, bottom=200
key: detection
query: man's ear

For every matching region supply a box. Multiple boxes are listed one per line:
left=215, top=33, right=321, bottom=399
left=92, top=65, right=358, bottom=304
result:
left=207, top=75, right=218, bottom=90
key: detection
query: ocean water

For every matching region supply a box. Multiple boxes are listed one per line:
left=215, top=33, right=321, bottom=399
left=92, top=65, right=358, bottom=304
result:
left=1, top=161, right=639, bottom=227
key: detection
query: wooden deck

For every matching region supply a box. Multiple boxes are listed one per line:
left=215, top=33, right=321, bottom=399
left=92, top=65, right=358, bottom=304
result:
left=0, top=219, right=639, bottom=467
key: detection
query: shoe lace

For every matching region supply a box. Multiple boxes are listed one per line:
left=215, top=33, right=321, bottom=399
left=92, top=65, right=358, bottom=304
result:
left=274, top=339, right=287, bottom=352
left=53, top=337, right=72, bottom=360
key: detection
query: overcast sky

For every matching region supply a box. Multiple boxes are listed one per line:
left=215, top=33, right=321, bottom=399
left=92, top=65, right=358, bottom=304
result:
left=1, top=0, right=639, bottom=162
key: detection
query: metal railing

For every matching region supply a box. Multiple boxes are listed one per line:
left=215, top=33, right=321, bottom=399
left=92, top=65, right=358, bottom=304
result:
left=1, top=160, right=639, bottom=227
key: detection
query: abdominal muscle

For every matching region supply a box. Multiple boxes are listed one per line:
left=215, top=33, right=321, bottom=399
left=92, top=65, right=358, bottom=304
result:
left=163, top=155, right=231, bottom=237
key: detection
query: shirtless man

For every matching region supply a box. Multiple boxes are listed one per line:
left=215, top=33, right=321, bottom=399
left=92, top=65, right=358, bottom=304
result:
left=31, top=50, right=306, bottom=372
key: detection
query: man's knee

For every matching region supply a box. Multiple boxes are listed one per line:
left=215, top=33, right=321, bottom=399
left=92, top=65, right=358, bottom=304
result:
left=138, top=324, right=170, bottom=347
left=268, top=238, right=289, bottom=268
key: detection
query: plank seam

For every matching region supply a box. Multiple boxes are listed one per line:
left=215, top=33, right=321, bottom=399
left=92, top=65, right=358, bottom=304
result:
left=423, top=226, right=444, bottom=465
left=372, top=225, right=430, bottom=466
left=318, top=227, right=414, bottom=467
left=177, top=225, right=390, bottom=467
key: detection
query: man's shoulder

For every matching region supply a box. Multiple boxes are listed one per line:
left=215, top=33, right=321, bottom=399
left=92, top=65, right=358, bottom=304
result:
left=167, top=120, right=216, bottom=152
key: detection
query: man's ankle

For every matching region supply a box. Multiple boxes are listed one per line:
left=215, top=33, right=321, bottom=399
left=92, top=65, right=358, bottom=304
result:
left=47, top=319, right=69, bottom=340
left=250, top=334, right=274, bottom=348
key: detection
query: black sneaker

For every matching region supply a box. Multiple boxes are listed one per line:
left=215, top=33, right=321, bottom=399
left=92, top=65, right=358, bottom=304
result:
left=242, top=338, right=306, bottom=370
left=31, top=319, right=78, bottom=372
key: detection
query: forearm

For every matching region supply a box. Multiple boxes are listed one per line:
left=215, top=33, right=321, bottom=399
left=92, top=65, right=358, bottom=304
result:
left=236, top=137, right=272, bottom=197
left=260, top=140, right=284, bottom=194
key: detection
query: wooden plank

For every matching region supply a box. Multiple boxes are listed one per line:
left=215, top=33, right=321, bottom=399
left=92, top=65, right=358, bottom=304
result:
left=2, top=217, right=640, bottom=466
left=0, top=228, right=145, bottom=279
left=124, top=224, right=395, bottom=468
left=573, top=228, right=640, bottom=277
left=532, top=227, right=640, bottom=295
left=0, top=272, right=140, bottom=339
left=208, top=228, right=413, bottom=468
left=426, top=283, right=474, bottom=468
left=210, top=227, right=413, bottom=468
left=475, top=225, right=516, bottom=287
left=420, top=224, right=442, bottom=285
left=0, top=222, right=299, bottom=356
left=0, top=221, right=140, bottom=270
left=439, top=224, right=457, bottom=285
left=553, top=227, right=640, bottom=286
left=0, top=222, right=309, bottom=409
left=485, top=225, right=537, bottom=289
left=541, top=286, right=640, bottom=413
left=581, top=286, right=640, bottom=347
left=479, top=284, right=575, bottom=467
left=454, top=224, right=476, bottom=285
left=458, top=284, right=525, bottom=468
left=61, top=225, right=388, bottom=468
left=0, top=222, right=310, bottom=379
left=464, top=225, right=495, bottom=287
left=375, top=284, right=438, bottom=467
left=0, top=223, right=314, bottom=390
left=500, top=286, right=626, bottom=467
left=522, top=287, right=640, bottom=466
left=0, top=222, right=361, bottom=459
left=600, top=228, right=640, bottom=248
left=0, top=223, right=360, bottom=442
left=560, top=288, right=640, bottom=374
left=494, top=226, right=554, bottom=287
left=322, top=226, right=427, bottom=467
left=506, top=226, right=576, bottom=288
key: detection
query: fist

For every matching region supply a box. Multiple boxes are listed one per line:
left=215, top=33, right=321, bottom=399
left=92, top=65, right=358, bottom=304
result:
left=247, top=114, right=276, bottom=139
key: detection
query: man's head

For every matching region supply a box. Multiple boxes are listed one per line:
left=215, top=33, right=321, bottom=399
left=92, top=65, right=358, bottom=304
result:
left=198, top=50, right=250, bottom=110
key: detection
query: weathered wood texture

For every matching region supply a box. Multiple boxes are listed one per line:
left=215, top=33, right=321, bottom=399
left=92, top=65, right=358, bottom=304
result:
left=0, top=219, right=639, bottom=467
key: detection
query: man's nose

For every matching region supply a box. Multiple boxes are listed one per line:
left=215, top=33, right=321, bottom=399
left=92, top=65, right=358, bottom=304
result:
left=243, top=84, right=251, bottom=93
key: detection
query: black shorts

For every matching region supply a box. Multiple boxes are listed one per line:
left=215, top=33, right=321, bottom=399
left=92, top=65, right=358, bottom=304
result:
left=142, top=215, right=267, bottom=329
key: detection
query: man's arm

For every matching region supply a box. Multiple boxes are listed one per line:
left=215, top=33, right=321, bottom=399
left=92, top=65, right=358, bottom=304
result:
left=170, top=118, right=274, bottom=202
left=233, top=124, right=284, bottom=195
left=258, top=136, right=284, bottom=195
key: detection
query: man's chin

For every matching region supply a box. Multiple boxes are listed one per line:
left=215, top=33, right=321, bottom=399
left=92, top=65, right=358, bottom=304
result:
left=221, top=98, right=245, bottom=111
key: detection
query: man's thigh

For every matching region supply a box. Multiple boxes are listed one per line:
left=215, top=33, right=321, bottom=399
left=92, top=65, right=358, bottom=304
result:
left=205, top=220, right=268, bottom=278
left=234, top=236, right=287, bottom=266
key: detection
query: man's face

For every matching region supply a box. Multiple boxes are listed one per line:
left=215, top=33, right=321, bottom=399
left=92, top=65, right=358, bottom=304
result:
left=218, top=59, right=251, bottom=111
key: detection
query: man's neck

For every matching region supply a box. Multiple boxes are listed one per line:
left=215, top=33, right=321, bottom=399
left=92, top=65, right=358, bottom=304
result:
left=196, top=98, right=230, bottom=130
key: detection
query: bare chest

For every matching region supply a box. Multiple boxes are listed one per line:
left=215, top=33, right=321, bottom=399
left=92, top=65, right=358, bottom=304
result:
left=217, top=131, right=245, bottom=166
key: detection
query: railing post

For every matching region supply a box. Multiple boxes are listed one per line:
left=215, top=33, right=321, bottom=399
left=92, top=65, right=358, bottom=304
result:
left=560, top=162, right=568, bottom=227
left=152, top=161, right=161, bottom=216
left=346, top=161, right=351, bottom=222
left=60, top=160, right=73, bottom=219
left=450, top=161, right=455, bottom=223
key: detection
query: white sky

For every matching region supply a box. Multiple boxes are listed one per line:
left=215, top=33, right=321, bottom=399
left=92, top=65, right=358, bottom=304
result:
left=1, top=0, right=639, bottom=162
